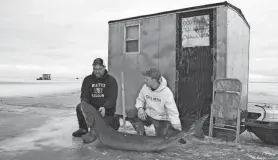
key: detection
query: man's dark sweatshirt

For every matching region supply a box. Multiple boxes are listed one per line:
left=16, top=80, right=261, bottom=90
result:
left=80, top=70, right=118, bottom=116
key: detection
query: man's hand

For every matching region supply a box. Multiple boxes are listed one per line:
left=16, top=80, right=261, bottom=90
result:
left=99, top=107, right=105, bottom=117
left=138, top=107, right=147, bottom=120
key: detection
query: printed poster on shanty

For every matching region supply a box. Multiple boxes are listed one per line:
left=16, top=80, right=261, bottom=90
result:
left=182, top=15, right=210, bottom=48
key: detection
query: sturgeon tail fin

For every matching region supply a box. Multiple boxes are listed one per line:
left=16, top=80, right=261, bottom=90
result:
left=81, top=101, right=98, bottom=128
left=187, top=114, right=209, bottom=138
left=165, top=114, right=209, bottom=144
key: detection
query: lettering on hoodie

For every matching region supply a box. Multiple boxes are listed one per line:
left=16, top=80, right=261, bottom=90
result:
left=92, top=83, right=106, bottom=98
left=146, top=95, right=162, bottom=102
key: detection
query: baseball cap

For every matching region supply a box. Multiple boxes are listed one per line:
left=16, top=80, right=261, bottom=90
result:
left=92, top=58, right=104, bottom=66
left=141, top=67, right=161, bottom=80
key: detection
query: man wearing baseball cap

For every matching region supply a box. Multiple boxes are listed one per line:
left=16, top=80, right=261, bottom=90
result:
left=130, top=67, right=183, bottom=139
left=72, top=58, right=120, bottom=143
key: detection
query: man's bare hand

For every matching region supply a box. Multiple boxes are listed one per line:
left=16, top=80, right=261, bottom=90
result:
left=138, top=107, right=147, bottom=120
left=99, top=107, right=105, bottom=117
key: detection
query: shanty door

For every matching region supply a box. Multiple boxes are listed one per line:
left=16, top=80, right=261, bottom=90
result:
left=176, top=9, right=215, bottom=120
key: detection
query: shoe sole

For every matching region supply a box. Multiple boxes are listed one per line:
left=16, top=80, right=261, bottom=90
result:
left=72, top=132, right=87, bottom=137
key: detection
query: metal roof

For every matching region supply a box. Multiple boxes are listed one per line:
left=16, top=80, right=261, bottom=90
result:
left=108, top=1, right=250, bottom=28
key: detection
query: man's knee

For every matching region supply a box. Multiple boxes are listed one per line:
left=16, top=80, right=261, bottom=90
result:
left=151, top=119, right=173, bottom=137
left=112, top=115, right=120, bottom=130
left=104, top=115, right=120, bottom=130
left=127, top=117, right=146, bottom=135
left=76, top=103, right=81, bottom=112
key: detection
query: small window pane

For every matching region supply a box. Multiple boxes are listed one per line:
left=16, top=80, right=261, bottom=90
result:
left=126, top=40, right=138, bottom=52
left=126, top=25, right=139, bottom=39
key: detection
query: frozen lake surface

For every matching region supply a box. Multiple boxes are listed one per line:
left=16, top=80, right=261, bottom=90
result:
left=0, top=77, right=82, bottom=98
left=1, top=80, right=278, bottom=159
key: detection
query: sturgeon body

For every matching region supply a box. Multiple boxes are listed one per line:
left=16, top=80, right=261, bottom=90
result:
left=80, top=101, right=208, bottom=152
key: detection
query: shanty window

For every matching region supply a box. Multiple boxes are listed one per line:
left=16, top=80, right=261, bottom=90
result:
left=125, top=24, right=139, bottom=53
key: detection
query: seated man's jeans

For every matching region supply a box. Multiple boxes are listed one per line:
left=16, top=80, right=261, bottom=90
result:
left=127, top=115, right=180, bottom=137
left=76, top=102, right=120, bottom=131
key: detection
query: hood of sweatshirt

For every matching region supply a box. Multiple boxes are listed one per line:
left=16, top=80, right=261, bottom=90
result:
left=149, top=76, right=167, bottom=92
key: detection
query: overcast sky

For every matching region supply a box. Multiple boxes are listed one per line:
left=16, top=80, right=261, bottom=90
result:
left=0, top=0, right=277, bottom=81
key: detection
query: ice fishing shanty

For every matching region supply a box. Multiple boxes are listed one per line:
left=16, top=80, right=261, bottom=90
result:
left=36, top=74, right=51, bottom=80
left=108, top=1, right=250, bottom=136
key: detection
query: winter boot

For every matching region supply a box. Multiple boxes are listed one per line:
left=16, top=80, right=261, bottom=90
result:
left=72, top=128, right=88, bottom=137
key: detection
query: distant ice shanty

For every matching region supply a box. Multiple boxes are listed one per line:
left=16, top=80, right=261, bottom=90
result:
left=42, top=74, right=51, bottom=80
left=108, top=1, right=250, bottom=126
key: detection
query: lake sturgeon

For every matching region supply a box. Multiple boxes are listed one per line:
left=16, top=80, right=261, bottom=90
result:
left=80, top=101, right=208, bottom=152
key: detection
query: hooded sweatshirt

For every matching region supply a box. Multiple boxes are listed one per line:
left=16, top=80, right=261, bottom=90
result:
left=135, top=77, right=181, bottom=127
left=80, top=70, right=118, bottom=116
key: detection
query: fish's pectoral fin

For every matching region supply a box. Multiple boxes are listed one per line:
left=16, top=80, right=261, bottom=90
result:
left=82, top=130, right=98, bottom=144
left=81, top=102, right=96, bottom=128
left=193, top=128, right=205, bottom=139
left=188, top=114, right=209, bottom=138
